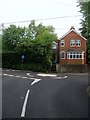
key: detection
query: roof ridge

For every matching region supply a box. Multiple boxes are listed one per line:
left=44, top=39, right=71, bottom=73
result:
left=59, top=28, right=87, bottom=41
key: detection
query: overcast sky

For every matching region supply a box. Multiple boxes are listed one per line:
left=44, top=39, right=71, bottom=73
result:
left=0, top=0, right=82, bottom=37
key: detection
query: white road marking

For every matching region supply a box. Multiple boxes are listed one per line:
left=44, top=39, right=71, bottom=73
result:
left=55, top=77, right=62, bottom=79
left=12, top=70, right=20, bottom=71
left=21, top=90, right=30, bottom=117
left=8, top=74, right=14, bottom=77
left=3, top=74, right=14, bottom=77
left=3, top=74, right=29, bottom=79
left=27, top=73, right=34, bottom=77
left=22, top=77, right=28, bottom=79
left=12, top=70, right=16, bottom=71
left=6, top=70, right=10, bottom=71
left=3, top=74, right=8, bottom=76
left=61, top=76, right=68, bottom=79
left=37, top=73, right=67, bottom=79
left=31, top=79, right=41, bottom=85
left=29, top=78, right=35, bottom=80
left=16, top=76, right=21, bottom=78
left=52, top=76, right=68, bottom=79
left=37, top=73, right=57, bottom=77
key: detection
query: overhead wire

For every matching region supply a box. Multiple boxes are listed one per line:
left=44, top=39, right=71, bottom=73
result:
left=0, top=15, right=82, bottom=25
left=48, top=0, right=77, bottom=7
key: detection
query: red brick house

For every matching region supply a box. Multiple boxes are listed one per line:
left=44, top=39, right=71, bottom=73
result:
left=58, top=26, right=87, bottom=65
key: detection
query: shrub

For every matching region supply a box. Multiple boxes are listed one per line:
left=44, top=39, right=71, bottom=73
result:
left=2, top=51, right=47, bottom=72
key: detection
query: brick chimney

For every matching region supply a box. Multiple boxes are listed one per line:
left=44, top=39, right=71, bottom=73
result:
left=70, top=26, right=75, bottom=30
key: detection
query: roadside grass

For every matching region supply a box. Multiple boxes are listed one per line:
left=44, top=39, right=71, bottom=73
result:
left=87, top=86, right=90, bottom=96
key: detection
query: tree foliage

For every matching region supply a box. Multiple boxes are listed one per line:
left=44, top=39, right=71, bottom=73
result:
left=2, top=25, right=26, bottom=51
left=2, top=20, right=57, bottom=71
left=78, top=1, right=90, bottom=63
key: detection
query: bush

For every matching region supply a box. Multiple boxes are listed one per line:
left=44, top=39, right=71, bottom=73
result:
left=2, top=51, right=48, bottom=72
left=3, top=63, right=47, bottom=72
left=2, top=51, right=21, bottom=67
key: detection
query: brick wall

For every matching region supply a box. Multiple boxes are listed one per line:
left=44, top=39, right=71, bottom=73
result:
left=56, top=64, right=88, bottom=73
left=59, top=31, right=86, bottom=64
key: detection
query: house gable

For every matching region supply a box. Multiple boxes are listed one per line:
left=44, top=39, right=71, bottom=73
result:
left=59, top=26, right=87, bottom=41
left=59, top=26, right=87, bottom=65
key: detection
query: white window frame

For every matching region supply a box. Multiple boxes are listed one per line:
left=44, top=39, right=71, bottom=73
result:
left=61, top=51, right=65, bottom=59
left=61, top=40, right=65, bottom=47
left=76, top=40, right=81, bottom=47
left=67, top=52, right=84, bottom=59
left=70, top=40, right=75, bottom=47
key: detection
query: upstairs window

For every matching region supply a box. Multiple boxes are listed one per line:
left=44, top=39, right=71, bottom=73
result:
left=61, top=40, right=65, bottom=47
left=70, top=40, right=75, bottom=47
left=76, top=40, right=81, bottom=47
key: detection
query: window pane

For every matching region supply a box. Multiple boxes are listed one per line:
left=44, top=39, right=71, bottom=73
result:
left=77, top=53, right=78, bottom=58
left=76, top=40, right=81, bottom=46
left=70, top=54, right=72, bottom=58
left=70, top=40, right=75, bottom=46
left=62, top=53, right=64, bottom=58
left=61, top=40, right=64, bottom=46
left=61, top=52, right=65, bottom=59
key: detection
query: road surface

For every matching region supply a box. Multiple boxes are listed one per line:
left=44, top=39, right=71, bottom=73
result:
left=2, top=69, right=88, bottom=118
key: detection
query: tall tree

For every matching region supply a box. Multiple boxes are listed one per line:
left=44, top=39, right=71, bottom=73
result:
left=78, top=1, right=90, bottom=63
left=2, top=25, right=25, bottom=51
left=15, top=21, right=57, bottom=70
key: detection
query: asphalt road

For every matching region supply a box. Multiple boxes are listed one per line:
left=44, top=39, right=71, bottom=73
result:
left=2, top=69, right=88, bottom=118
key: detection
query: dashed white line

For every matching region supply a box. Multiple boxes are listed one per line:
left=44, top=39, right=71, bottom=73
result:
left=3, top=74, right=14, bottom=77
left=12, top=70, right=20, bottom=71
left=16, top=76, right=21, bottom=78
left=3, top=74, right=30, bottom=79
left=22, top=77, right=28, bottom=79
left=21, top=90, right=30, bottom=117
left=52, top=76, right=68, bottom=79
left=3, top=74, right=8, bottom=76
left=55, top=77, right=62, bottom=79
left=29, top=78, right=35, bottom=80
left=6, top=70, right=10, bottom=71
left=8, top=75, right=14, bottom=77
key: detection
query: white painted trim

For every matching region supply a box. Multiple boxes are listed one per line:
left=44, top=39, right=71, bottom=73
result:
left=60, top=39, right=65, bottom=47
left=70, top=39, right=75, bottom=47
left=59, top=29, right=87, bottom=41
left=67, top=51, right=84, bottom=59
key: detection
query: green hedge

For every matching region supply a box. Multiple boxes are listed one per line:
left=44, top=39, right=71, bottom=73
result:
left=6, top=63, right=47, bottom=72
left=2, top=51, right=21, bottom=65
left=2, top=51, right=48, bottom=72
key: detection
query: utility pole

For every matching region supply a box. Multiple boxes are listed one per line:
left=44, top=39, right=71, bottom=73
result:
left=0, top=23, right=4, bottom=35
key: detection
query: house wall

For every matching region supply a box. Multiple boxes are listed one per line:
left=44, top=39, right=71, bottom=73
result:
left=59, top=31, right=86, bottom=64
